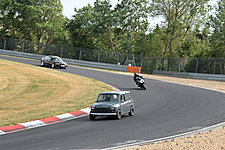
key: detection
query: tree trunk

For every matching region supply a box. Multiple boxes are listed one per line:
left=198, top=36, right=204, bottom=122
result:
left=108, top=26, right=117, bottom=63
left=130, top=26, right=134, bottom=53
left=162, top=43, right=168, bottom=70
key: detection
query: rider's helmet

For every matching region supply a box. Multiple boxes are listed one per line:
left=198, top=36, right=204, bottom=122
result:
left=134, top=73, right=137, bottom=76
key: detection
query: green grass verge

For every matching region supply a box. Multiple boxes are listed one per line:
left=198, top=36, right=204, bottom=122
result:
left=0, top=59, right=112, bottom=127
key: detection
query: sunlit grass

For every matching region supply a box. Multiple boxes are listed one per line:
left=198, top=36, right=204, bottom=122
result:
left=0, top=59, right=112, bottom=127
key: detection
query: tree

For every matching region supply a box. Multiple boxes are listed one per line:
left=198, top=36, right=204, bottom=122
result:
left=19, top=0, right=65, bottom=43
left=0, top=0, right=20, bottom=38
left=0, top=0, right=66, bottom=45
left=93, top=1, right=114, bottom=50
left=92, top=0, right=121, bottom=62
left=151, top=0, right=210, bottom=69
left=208, top=0, right=225, bottom=58
left=67, top=4, right=95, bottom=49
left=115, top=0, right=149, bottom=54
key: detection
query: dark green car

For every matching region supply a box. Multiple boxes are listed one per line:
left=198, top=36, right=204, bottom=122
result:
left=89, top=91, right=134, bottom=120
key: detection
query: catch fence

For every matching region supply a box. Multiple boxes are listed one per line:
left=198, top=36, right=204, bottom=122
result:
left=0, top=37, right=224, bottom=75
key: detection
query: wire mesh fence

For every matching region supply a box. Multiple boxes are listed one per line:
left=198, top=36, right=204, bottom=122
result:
left=0, top=37, right=224, bottom=75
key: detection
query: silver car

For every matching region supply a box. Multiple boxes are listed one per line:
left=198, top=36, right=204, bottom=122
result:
left=89, top=91, right=134, bottom=120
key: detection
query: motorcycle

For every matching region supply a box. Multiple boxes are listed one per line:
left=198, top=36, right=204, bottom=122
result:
left=134, top=76, right=146, bottom=90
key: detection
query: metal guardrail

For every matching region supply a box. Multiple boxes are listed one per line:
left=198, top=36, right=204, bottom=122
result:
left=0, top=49, right=43, bottom=60
left=63, top=58, right=128, bottom=71
left=189, top=73, right=225, bottom=81
left=1, top=49, right=224, bottom=81
left=152, top=70, right=190, bottom=78
left=153, top=70, right=225, bottom=81
left=0, top=49, right=128, bottom=72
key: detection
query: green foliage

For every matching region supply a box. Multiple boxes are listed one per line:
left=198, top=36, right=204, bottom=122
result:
left=67, top=0, right=150, bottom=59
left=0, top=0, right=20, bottom=38
left=67, top=4, right=95, bottom=49
left=0, top=0, right=67, bottom=44
left=115, top=0, right=149, bottom=53
left=0, top=0, right=224, bottom=62
left=208, top=0, right=225, bottom=57
left=151, top=0, right=210, bottom=58
left=92, top=0, right=116, bottom=53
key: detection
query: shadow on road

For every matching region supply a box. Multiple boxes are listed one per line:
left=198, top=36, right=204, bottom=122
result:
left=119, top=87, right=142, bottom=91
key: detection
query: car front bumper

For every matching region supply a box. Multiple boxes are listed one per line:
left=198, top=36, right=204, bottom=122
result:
left=60, top=65, right=67, bottom=67
left=55, top=64, right=67, bottom=68
left=90, top=113, right=117, bottom=116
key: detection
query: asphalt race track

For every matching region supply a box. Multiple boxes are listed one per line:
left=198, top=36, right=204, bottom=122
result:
left=0, top=55, right=225, bottom=150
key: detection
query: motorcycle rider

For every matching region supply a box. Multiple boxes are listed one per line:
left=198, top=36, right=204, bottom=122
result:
left=133, top=73, right=143, bottom=85
left=133, top=73, right=146, bottom=90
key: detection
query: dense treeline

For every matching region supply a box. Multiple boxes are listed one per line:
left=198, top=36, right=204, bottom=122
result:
left=0, top=0, right=224, bottom=59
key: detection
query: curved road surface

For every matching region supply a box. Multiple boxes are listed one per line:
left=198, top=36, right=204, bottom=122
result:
left=0, top=55, right=225, bottom=150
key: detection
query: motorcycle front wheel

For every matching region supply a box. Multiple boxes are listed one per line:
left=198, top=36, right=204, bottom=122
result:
left=141, top=84, right=146, bottom=90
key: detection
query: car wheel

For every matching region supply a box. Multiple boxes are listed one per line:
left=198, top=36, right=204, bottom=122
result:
left=129, top=107, right=134, bottom=116
left=89, top=114, right=95, bottom=120
left=41, top=61, right=45, bottom=67
left=52, top=63, right=55, bottom=68
left=116, top=110, right=121, bottom=119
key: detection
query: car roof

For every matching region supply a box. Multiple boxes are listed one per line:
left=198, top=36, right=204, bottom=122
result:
left=49, top=56, right=61, bottom=58
left=99, top=91, right=130, bottom=95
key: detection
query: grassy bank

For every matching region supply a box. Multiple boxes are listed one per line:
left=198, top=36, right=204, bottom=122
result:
left=0, top=59, right=112, bottom=127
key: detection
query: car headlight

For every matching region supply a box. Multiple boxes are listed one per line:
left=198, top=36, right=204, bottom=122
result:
left=91, top=106, right=95, bottom=109
left=110, top=106, right=115, bottom=110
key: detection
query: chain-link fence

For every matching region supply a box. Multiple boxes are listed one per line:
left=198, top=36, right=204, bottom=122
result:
left=154, top=57, right=225, bottom=75
left=0, top=37, right=224, bottom=75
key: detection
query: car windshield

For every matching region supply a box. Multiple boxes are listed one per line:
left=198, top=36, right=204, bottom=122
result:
left=52, top=57, right=62, bottom=62
left=97, top=94, right=119, bottom=102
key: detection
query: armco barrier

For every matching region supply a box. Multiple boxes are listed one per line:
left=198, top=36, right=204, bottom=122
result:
left=0, top=49, right=43, bottom=60
left=0, top=49, right=128, bottom=72
left=63, top=58, right=128, bottom=72
left=153, top=70, right=225, bottom=82
left=152, top=70, right=190, bottom=78
left=189, top=73, right=225, bottom=81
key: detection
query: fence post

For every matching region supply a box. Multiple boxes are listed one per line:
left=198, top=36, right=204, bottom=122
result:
left=60, top=45, right=63, bottom=58
left=166, top=58, right=169, bottom=71
left=140, top=56, right=143, bottom=68
left=213, top=59, right=216, bottom=74
left=22, top=40, right=25, bottom=52
left=178, top=58, right=181, bottom=72
left=98, top=50, right=100, bottom=63
left=79, top=48, right=82, bottom=61
left=156, top=59, right=159, bottom=71
left=224, top=58, right=225, bottom=75
left=195, top=58, right=198, bottom=73
left=41, top=43, right=44, bottom=55
left=117, top=54, right=120, bottom=65
left=178, top=58, right=185, bottom=72
left=3, top=37, right=6, bottom=50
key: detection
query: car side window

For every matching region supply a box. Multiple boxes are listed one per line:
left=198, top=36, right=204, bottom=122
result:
left=46, top=56, right=50, bottom=61
left=125, top=94, right=132, bottom=101
left=120, top=94, right=125, bottom=103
